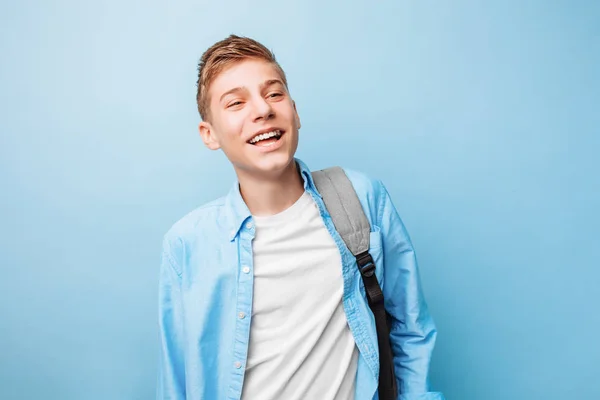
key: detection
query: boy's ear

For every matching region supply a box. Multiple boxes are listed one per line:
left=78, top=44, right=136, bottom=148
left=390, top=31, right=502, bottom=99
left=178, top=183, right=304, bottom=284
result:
left=199, top=121, right=221, bottom=150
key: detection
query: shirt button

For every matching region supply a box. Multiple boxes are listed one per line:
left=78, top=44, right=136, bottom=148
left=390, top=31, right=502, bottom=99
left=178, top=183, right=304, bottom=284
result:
left=245, top=222, right=253, bottom=229
left=238, top=312, right=246, bottom=319
left=234, top=361, right=242, bottom=369
left=242, top=266, right=250, bottom=274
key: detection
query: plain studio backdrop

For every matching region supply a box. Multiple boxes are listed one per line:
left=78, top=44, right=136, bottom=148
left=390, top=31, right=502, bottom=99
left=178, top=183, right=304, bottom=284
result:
left=1, top=1, right=598, bottom=399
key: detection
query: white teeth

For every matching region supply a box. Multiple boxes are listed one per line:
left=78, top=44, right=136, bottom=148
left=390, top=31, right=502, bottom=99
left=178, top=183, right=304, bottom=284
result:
left=249, top=130, right=282, bottom=144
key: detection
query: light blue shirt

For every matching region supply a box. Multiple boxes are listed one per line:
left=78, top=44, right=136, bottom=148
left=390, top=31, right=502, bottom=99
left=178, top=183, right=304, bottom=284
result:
left=157, top=158, right=445, bottom=400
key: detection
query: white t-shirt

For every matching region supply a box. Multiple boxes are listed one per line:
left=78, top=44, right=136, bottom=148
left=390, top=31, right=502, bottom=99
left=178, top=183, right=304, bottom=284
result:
left=241, top=191, right=359, bottom=400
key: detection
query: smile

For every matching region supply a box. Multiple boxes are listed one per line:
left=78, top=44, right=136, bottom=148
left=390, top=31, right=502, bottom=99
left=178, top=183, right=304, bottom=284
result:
left=248, top=130, right=283, bottom=145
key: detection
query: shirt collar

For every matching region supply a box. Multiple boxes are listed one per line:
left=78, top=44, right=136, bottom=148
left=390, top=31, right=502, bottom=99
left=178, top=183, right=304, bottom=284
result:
left=225, top=157, right=321, bottom=241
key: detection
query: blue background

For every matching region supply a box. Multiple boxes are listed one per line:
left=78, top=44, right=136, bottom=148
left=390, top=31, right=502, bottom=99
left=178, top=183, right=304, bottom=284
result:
left=1, top=1, right=598, bottom=399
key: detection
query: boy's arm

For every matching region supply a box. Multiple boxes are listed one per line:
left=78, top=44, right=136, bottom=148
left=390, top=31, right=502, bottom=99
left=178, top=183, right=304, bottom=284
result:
left=156, top=239, right=186, bottom=399
left=377, top=181, right=445, bottom=400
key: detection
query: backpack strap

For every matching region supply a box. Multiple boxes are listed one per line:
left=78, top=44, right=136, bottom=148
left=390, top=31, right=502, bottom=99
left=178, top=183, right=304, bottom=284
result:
left=312, top=167, right=398, bottom=400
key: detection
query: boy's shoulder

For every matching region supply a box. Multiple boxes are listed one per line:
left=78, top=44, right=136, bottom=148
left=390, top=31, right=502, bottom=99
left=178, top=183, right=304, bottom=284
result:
left=336, top=167, right=384, bottom=195
left=162, top=195, right=228, bottom=249
left=325, top=166, right=390, bottom=226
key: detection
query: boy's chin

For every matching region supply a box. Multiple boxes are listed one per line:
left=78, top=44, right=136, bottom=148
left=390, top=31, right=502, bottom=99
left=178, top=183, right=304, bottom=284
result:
left=254, top=153, right=295, bottom=172
left=235, top=153, right=297, bottom=177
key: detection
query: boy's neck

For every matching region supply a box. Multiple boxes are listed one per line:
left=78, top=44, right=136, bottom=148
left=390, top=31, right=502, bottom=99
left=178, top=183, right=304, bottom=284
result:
left=236, top=160, right=305, bottom=217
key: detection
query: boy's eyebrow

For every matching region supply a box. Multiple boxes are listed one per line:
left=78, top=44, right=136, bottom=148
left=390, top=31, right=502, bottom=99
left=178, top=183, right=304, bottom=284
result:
left=219, top=79, right=285, bottom=102
left=219, top=86, right=245, bottom=102
left=260, top=79, right=284, bottom=90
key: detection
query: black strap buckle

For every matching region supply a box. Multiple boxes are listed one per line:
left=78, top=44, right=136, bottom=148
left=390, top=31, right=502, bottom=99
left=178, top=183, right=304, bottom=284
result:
left=356, top=251, right=376, bottom=278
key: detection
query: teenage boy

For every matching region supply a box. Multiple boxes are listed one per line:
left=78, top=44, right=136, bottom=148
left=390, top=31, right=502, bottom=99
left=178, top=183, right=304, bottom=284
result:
left=157, top=34, right=444, bottom=400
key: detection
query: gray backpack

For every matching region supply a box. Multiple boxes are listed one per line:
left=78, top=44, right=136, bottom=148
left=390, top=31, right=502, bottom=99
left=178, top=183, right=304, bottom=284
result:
left=312, top=167, right=398, bottom=400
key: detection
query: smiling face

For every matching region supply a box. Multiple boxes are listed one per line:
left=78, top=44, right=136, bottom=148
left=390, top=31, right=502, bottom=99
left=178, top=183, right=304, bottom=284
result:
left=199, top=58, right=301, bottom=179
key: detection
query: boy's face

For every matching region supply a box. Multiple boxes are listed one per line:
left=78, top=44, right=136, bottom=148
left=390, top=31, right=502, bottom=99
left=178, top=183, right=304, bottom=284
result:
left=199, top=59, right=301, bottom=178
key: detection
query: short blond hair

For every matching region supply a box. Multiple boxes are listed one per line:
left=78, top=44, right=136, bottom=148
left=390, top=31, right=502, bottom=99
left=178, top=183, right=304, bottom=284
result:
left=196, top=34, right=288, bottom=121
